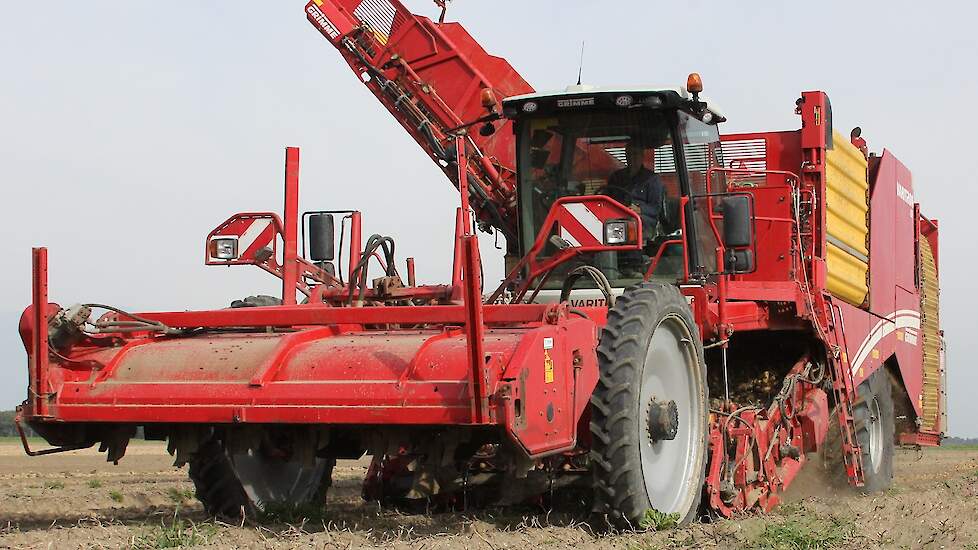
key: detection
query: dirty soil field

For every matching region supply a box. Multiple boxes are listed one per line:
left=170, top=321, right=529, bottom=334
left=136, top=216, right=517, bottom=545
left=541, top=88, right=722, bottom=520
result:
left=1, top=440, right=976, bottom=549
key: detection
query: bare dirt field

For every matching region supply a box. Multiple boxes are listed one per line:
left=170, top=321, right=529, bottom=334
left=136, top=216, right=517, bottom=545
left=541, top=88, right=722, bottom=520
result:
left=1, top=439, right=976, bottom=549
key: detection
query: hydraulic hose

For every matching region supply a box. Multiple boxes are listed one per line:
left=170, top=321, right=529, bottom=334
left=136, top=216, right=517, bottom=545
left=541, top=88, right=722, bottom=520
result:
left=560, top=265, right=616, bottom=307
left=347, top=234, right=399, bottom=304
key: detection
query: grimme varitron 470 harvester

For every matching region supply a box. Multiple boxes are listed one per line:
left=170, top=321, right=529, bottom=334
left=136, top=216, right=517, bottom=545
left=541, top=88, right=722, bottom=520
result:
left=17, top=0, right=944, bottom=526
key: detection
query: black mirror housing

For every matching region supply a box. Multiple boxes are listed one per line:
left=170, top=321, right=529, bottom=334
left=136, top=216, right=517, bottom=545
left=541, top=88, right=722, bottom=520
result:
left=721, top=196, right=753, bottom=248
left=714, top=194, right=756, bottom=275
left=309, top=213, right=335, bottom=262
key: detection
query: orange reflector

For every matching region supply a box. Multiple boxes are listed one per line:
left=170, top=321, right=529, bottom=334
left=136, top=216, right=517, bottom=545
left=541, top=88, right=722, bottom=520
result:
left=480, top=88, right=498, bottom=110
left=627, top=220, right=639, bottom=244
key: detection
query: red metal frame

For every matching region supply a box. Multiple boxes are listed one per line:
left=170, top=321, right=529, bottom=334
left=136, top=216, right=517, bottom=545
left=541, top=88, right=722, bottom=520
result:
left=282, top=147, right=301, bottom=305
left=30, top=248, right=50, bottom=418
left=487, top=195, right=641, bottom=304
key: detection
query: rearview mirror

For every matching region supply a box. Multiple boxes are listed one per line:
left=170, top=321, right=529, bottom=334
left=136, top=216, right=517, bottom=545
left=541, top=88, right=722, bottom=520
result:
left=720, top=195, right=755, bottom=273
left=722, top=196, right=752, bottom=248
left=308, top=213, right=335, bottom=262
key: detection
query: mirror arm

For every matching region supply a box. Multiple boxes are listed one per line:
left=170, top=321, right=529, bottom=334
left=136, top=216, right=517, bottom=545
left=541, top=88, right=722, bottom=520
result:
left=716, top=247, right=729, bottom=330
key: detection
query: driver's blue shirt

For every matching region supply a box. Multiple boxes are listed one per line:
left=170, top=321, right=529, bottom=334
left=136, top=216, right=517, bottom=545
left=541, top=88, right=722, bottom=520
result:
left=606, top=166, right=663, bottom=238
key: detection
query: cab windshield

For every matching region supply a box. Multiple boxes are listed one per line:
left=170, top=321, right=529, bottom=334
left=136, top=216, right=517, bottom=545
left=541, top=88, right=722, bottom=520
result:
left=518, top=108, right=720, bottom=288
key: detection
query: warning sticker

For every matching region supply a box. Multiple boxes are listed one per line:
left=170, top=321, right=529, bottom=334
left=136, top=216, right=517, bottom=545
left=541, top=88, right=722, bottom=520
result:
left=544, top=350, right=554, bottom=384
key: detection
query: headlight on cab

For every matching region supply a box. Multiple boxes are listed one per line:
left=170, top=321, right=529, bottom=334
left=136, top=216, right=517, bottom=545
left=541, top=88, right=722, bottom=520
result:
left=209, top=237, right=239, bottom=260
left=604, top=219, right=638, bottom=246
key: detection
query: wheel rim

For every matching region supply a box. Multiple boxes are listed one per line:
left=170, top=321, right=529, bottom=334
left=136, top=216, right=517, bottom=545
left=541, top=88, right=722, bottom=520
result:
left=230, top=450, right=329, bottom=511
left=867, top=396, right=883, bottom=471
left=637, top=314, right=705, bottom=515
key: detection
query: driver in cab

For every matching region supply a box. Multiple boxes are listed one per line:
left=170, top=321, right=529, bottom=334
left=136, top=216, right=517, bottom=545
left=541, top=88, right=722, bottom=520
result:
left=603, top=142, right=664, bottom=239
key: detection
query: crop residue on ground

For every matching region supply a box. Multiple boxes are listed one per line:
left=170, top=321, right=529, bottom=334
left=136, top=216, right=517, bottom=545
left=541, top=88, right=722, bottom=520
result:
left=1, top=441, right=977, bottom=549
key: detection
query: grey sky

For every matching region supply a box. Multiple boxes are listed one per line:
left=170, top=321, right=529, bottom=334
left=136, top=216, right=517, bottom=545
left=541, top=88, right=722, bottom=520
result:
left=2, top=1, right=975, bottom=435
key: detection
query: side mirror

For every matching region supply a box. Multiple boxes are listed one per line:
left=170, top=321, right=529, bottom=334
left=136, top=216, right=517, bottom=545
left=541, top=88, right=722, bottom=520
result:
left=308, top=213, right=335, bottom=262
left=720, top=195, right=755, bottom=273
left=721, top=196, right=752, bottom=248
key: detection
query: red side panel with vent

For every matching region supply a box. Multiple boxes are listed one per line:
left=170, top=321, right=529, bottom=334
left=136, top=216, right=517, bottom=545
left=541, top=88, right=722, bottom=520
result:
left=306, top=0, right=534, bottom=241
left=720, top=131, right=803, bottom=286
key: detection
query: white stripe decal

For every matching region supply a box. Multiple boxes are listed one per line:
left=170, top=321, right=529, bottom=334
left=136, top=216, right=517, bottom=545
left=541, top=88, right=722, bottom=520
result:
left=850, top=310, right=920, bottom=373
left=559, top=227, right=582, bottom=247
left=237, top=219, right=272, bottom=255
left=562, top=203, right=603, bottom=243
left=851, top=309, right=921, bottom=363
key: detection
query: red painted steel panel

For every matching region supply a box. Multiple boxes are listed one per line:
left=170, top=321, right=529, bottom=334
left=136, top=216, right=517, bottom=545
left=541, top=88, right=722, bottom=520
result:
left=136, top=303, right=549, bottom=328
left=33, top=314, right=602, bottom=451
left=720, top=132, right=803, bottom=286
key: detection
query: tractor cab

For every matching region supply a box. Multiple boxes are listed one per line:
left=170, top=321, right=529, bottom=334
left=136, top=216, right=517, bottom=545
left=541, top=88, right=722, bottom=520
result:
left=502, top=78, right=744, bottom=296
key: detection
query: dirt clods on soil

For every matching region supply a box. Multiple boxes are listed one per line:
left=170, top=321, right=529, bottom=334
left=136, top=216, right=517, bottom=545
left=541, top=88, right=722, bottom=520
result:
left=1, top=441, right=977, bottom=549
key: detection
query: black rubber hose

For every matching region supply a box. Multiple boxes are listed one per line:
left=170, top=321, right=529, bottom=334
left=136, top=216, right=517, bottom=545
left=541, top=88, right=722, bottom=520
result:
left=347, top=234, right=399, bottom=304
left=559, top=265, right=615, bottom=307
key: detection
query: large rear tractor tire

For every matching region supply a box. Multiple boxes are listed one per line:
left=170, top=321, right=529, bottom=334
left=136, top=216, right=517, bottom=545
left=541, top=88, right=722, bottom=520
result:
left=589, top=282, right=709, bottom=529
left=189, top=437, right=334, bottom=519
left=854, top=368, right=895, bottom=493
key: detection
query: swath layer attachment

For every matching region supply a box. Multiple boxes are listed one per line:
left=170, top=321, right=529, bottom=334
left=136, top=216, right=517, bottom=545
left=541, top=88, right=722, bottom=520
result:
left=19, top=255, right=600, bottom=461
left=305, top=0, right=533, bottom=243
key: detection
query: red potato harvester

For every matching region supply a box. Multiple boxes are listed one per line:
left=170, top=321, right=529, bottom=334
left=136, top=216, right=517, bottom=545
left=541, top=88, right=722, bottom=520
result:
left=16, top=0, right=944, bottom=526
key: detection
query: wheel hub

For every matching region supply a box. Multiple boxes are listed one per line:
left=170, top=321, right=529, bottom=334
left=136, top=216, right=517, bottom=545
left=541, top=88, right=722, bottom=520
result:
left=647, top=398, right=679, bottom=442
left=868, top=396, right=884, bottom=470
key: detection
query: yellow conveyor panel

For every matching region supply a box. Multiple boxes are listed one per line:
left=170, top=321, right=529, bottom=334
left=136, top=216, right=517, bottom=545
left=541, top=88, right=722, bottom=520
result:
left=825, top=130, right=870, bottom=306
left=919, top=238, right=941, bottom=432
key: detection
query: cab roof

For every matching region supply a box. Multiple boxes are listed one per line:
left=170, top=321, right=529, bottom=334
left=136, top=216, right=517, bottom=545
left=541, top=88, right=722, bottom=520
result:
left=503, top=84, right=725, bottom=122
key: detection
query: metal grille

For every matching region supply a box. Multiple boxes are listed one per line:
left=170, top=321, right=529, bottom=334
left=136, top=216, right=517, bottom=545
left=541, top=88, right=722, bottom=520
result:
left=720, top=138, right=767, bottom=171
left=353, top=0, right=404, bottom=44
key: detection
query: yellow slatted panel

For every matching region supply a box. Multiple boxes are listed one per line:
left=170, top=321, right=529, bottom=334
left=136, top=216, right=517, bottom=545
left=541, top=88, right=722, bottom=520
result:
left=825, top=131, right=870, bottom=306
left=919, top=238, right=941, bottom=432
left=826, top=243, right=870, bottom=306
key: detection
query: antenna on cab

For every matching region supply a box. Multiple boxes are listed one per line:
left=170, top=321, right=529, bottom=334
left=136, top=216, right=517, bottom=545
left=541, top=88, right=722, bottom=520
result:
left=435, top=0, right=449, bottom=23
left=576, top=41, right=586, bottom=86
